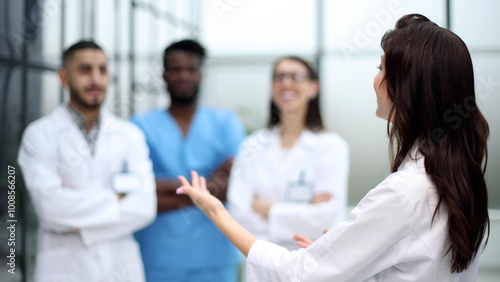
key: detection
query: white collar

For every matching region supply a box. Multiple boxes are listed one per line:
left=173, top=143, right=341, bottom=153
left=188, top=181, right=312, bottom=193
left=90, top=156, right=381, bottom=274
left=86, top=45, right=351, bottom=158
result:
left=270, top=126, right=319, bottom=151
left=51, top=105, right=118, bottom=134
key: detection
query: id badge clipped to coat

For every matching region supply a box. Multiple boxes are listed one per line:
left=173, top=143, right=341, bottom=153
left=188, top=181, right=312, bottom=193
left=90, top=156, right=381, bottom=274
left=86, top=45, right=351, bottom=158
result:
left=285, top=170, right=314, bottom=203
left=112, top=161, right=143, bottom=194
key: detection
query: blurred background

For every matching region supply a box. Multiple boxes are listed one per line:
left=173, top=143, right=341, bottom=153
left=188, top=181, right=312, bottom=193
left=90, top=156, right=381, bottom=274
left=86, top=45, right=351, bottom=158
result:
left=0, top=0, right=499, bottom=281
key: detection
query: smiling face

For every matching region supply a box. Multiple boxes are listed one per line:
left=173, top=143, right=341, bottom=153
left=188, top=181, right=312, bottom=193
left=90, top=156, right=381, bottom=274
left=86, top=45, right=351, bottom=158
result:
left=59, top=49, right=109, bottom=110
left=272, top=59, right=318, bottom=116
left=374, top=55, right=392, bottom=120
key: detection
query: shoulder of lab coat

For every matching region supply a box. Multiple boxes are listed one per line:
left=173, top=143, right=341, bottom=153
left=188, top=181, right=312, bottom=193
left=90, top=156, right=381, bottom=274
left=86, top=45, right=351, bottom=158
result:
left=231, top=127, right=276, bottom=168
left=245, top=154, right=473, bottom=281
left=18, top=106, right=156, bottom=245
left=18, top=106, right=121, bottom=232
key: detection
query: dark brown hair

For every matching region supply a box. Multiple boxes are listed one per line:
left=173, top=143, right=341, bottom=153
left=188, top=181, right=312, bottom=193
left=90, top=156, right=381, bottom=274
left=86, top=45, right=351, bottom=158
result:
left=381, top=14, right=489, bottom=272
left=267, top=56, right=324, bottom=132
left=62, top=40, right=103, bottom=67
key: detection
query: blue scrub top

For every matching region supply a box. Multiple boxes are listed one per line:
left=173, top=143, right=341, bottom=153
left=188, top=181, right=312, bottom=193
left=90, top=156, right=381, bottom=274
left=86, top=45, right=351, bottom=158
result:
left=131, top=106, right=246, bottom=270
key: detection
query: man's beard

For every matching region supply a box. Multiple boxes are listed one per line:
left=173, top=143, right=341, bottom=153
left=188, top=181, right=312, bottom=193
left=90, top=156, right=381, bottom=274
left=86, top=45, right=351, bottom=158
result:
left=69, top=86, right=103, bottom=110
left=168, top=85, right=199, bottom=105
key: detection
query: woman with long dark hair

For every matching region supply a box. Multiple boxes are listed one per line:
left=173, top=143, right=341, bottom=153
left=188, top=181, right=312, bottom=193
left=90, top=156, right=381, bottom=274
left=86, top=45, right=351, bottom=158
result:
left=176, top=14, right=489, bottom=281
left=227, top=56, right=349, bottom=250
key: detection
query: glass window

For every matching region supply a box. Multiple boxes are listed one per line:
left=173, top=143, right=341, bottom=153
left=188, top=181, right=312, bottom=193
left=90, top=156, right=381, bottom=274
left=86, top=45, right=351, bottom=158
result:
left=95, top=0, right=116, bottom=53
left=64, top=0, right=85, bottom=46
left=31, top=69, right=62, bottom=115
left=135, top=5, right=155, bottom=56
left=0, top=65, right=24, bottom=145
left=0, top=0, right=25, bottom=58
left=26, top=0, right=63, bottom=65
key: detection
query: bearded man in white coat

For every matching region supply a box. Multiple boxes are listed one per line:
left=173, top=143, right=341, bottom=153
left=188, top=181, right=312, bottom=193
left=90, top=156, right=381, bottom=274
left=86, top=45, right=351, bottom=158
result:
left=17, top=40, right=157, bottom=282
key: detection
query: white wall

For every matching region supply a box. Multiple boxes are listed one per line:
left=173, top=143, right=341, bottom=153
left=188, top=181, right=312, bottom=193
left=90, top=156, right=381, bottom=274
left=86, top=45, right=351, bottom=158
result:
left=202, top=0, right=316, bottom=56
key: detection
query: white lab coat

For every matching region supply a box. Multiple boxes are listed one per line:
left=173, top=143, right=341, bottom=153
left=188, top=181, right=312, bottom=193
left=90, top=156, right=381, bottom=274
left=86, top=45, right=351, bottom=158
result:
left=228, top=127, right=349, bottom=249
left=17, top=105, right=157, bottom=282
left=245, top=150, right=479, bottom=282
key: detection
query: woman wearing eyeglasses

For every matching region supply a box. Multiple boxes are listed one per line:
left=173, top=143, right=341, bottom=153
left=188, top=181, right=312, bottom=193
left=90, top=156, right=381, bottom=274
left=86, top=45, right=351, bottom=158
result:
left=176, top=14, right=489, bottom=281
left=226, top=56, right=349, bottom=251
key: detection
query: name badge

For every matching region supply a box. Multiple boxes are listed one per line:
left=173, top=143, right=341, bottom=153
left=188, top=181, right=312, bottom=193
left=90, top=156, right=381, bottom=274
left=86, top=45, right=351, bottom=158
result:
left=286, top=182, right=314, bottom=203
left=285, top=170, right=314, bottom=203
left=112, top=172, right=143, bottom=194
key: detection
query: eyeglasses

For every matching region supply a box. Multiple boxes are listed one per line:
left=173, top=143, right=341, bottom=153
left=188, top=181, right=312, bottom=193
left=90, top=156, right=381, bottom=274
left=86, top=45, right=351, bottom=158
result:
left=272, top=72, right=311, bottom=83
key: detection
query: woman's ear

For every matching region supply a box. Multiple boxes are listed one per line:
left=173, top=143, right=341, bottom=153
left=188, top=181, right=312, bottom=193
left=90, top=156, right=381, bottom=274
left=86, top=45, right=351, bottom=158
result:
left=309, top=80, right=319, bottom=99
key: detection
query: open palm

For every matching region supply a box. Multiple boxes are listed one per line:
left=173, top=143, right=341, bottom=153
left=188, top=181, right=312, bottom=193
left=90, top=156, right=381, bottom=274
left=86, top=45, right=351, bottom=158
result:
left=177, top=171, right=225, bottom=217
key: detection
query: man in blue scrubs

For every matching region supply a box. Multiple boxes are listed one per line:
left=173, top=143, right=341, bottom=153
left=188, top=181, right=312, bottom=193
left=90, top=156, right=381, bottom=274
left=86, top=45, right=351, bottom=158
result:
left=131, top=39, right=246, bottom=281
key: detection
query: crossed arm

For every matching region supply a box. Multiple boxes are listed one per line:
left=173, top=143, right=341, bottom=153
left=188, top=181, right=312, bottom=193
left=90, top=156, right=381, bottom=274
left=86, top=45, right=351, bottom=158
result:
left=156, top=159, right=233, bottom=212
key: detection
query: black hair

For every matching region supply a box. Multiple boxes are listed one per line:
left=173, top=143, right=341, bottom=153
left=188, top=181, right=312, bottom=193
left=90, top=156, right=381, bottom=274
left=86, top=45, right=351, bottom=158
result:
left=163, top=39, right=207, bottom=70
left=62, top=40, right=103, bottom=66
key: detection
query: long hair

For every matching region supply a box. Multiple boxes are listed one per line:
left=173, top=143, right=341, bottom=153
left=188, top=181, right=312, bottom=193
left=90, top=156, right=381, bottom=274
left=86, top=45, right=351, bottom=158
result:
left=267, top=56, right=324, bottom=132
left=381, top=14, right=489, bottom=272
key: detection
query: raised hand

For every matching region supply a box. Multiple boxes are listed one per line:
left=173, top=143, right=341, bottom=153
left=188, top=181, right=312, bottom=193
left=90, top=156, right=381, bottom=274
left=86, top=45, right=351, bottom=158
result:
left=176, top=170, right=225, bottom=218
left=176, top=170, right=258, bottom=256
